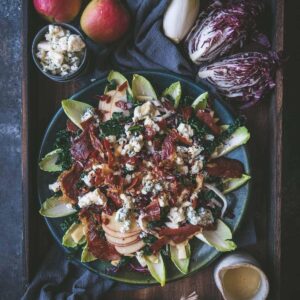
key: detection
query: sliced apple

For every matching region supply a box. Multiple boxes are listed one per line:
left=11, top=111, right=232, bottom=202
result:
left=105, top=232, right=140, bottom=245
left=98, top=90, right=130, bottom=121
left=102, top=212, right=140, bottom=233
left=106, top=234, right=140, bottom=247
left=102, top=224, right=140, bottom=238
left=115, top=240, right=145, bottom=255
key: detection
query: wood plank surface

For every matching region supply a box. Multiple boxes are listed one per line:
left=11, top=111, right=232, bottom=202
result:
left=22, top=0, right=284, bottom=299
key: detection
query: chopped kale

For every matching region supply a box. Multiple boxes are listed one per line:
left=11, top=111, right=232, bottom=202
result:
left=188, top=115, right=211, bottom=140
left=128, top=124, right=144, bottom=133
left=142, top=234, right=158, bottom=245
left=53, top=129, right=72, bottom=170
left=181, top=95, right=194, bottom=107
left=99, top=113, right=131, bottom=138
left=142, top=245, right=153, bottom=256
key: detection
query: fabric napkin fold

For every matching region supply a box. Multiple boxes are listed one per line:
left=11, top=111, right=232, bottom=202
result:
left=23, top=1, right=256, bottom=299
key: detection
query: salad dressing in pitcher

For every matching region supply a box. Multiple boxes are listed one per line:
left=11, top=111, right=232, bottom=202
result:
left=222, top=266, right=261, bottom=299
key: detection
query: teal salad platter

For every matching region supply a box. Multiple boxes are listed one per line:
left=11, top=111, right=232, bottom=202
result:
left=37, top=70, right=251, bottom=285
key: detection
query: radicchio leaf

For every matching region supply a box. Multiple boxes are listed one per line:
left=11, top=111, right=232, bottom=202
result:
left=186, top=0, right=264, bottom=64
left=197, top=51, right=279, bottom=108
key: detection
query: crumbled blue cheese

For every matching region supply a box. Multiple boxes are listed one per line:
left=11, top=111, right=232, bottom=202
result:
left=141, top=180, right=154, bottom=195
left=177, top=123, right=194, bottom=139
left=81, top=108, right=94, bottom=122
left=82, top=172, right=94, bottom=187
left=115, top=207, right=132, bottom=233
left=139, top=231, right=147, bottom=239
left=168, top=206, right=186, bottom=224
left=78, top=189, right=107, bottom=208
left=144, top=116, right=160, bottom=132
left=187, top=145, right=203, bottom=159
left=120, top=220, right=131, bottom=233
left=49, top=181, right=60, bottom=192
left=36, top=25, right=86, bottom=76
left=158, top=193, right=169, bottom=207
left=133, top=101, right=158, bottom=122
left=176, top=156, right=184, bottom=165
left=125, top=163, right=135, bottom=171
left=115, top=207, right=130, bottom=222
left=67, top=34, right=86, bottom=52
left=141, top=174, right=155, bottom=195
left=186, top=206, right=214, bottom=226
left=125, top=174, right=133, bottom=185
left=205, top=134, right=215, bottom=141
left=190, top=160, right=204, bottom=174
left=121, top=135, right=144, bottom=157
left=178, top=165, right=189, bottom=175
left=120, top=193, right=134, bottom=209
left=106, top=135, right=117, bottom=143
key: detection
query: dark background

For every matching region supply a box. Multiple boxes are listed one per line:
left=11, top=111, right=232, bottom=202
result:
left=0, top=0, right=299, bottom=299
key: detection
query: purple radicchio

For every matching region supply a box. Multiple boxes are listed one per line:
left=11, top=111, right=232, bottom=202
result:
left=186, top=0, right=264, bottom=64
left=197, top=52, right=279, bottom=108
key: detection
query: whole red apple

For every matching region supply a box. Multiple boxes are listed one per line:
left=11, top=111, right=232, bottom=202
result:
left=33, top=0, right=82, bottom=23
left=80, top=0, right=130, bottom=43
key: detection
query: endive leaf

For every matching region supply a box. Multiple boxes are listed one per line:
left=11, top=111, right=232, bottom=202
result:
left=196, top=219, right=237, bottom=252
left=39, top=196, right=76, bottom=218
left=145, top=253, right=166, bottom=286
left=61, top=99, right=93, bottom=130
left=39, top=149, right=63, bottom=172
left=132, top=74, right=157, bottom=101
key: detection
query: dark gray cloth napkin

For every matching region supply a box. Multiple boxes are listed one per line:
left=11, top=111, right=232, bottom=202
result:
left=22, top=1, right=255, bottom=299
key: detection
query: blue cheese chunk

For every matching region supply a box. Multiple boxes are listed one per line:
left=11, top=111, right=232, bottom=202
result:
left=78, top=189, right=107, bottom=208
left=177, top=123, right=194, bottom=139
left=133, top=101, right=158, bottom=122
left=121, top=135, right=144, bottom=157
left=49, top=181, right=60, bottom=192
left=186, top=206, right=214, bottom=226
left=120, top=193, right=134, bottom=209
left=115, top=207, right=132, bottom=233
left=168, top=206, right=186, bottom=224
left=144, top=116, right=160, bottom=132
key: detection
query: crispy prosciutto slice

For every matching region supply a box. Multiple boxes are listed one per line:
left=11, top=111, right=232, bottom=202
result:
left=159, top=224, right=202, bottom=245
left=66, top=120, right=78, bottom=133
left=206, top=157, right=244, bottom=178
left=59, top=163, right=83, bottom=204
left=143, top=200, right=161, bottom=221
left=86, top=221, right=120, bottom=261
left=159, top=224, right=201, bottom=237
left=150, top=236, right=169, bottom=253
left=180, top=107, right=193, bottom=122
left=89, top=125, right=104, bottom=154
left=196, top=110, right=221, bottom=135
left=70, top=130, right=94, bottom=162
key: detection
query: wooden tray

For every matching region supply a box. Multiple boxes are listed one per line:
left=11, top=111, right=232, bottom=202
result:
left=22, top=0, right=284, bottom=298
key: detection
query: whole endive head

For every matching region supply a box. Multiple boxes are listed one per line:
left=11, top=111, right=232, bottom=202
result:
left=163, top=0, right=200, bottom=44
left=186, top=0, right=264, bottom=64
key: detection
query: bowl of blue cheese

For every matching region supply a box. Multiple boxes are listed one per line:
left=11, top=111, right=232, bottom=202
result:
left=32, top=24, right=88, bottom=82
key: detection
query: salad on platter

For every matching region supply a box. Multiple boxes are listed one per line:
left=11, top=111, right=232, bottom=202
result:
left=39, top=71, right=250, bottom=286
